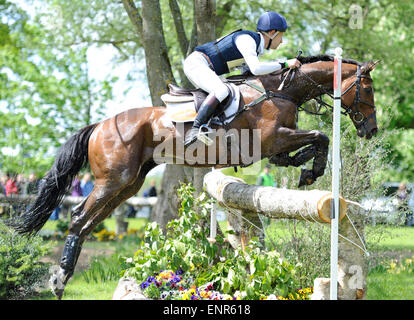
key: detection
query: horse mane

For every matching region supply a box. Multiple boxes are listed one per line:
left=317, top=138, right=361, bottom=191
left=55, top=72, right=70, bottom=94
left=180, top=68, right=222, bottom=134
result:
left=231, top=54, right=364, bottom=81
left=298, top=55, right=362, bottom=66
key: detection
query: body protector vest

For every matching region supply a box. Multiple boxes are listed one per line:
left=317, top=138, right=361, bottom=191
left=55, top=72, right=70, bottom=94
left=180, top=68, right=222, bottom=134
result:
left=195, top=29, right=261, bottom=75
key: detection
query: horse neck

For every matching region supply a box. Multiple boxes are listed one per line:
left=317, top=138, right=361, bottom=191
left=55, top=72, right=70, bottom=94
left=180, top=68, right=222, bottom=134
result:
left=283, top=62, right=357, bottom=103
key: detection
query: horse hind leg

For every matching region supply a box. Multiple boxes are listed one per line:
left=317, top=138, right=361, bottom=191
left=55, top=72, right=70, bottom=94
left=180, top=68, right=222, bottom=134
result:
left=50, top=160, right=156, bottom=299
left=50, top=182, right=131, bottom=299
left=79, top=173, right=150, bottom=242
left=80, top=160, right=157, bottom=237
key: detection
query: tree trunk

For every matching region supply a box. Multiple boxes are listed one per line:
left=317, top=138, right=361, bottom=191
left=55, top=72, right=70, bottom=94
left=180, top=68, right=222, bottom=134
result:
left=150, top=0, right=216, bottom=228
left=122, top=0, right=175, bottom=106
left=311, top=203, right=367, bottom=300
left=141, top=0, right=175, bottom=105
left=194, top=0, right=216, bottom=44
left=151, top=165, right=193, bottom=230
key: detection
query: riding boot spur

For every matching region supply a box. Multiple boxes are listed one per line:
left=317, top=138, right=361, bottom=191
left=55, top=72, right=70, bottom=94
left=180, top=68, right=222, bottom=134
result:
left=184, top=93, right=220, bottom=147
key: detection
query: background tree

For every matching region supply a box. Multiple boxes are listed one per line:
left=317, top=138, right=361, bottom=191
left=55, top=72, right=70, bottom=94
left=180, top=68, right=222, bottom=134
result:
left=0, top=0, right=114, bottom=175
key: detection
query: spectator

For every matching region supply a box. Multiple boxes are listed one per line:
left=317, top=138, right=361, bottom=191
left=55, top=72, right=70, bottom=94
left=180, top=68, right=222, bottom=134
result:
left=80, top=173, right=94, bottom=197
left=23, top=172, right=39, bottom=195
left=408, top=192, right=414, bottom=227
left=0, top=174, right=8, bottom=195
left=143, top=180, right=157, bottom=198
left=5, top=173, right=18, bottom=196
left=16, top=173, right=26, bottom=194
left=281, top=176, right=289, bottom=189
left=71, top=174, right=83, bottom=197
left=397, top=182, right=410, bottom=226
left=256, top=164, right=276, bottom=187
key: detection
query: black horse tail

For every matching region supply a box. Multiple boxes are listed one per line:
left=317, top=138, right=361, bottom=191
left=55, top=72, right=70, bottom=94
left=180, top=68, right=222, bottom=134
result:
left=7, top=123, right=98, bottom=235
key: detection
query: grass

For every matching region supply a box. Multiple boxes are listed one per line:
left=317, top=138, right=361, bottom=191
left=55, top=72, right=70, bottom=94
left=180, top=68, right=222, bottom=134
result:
left=29, top=275, right=119, bottom=300
left=366, top=225, right=414, bottom=252
left=367, top=270, right=414, bottom=300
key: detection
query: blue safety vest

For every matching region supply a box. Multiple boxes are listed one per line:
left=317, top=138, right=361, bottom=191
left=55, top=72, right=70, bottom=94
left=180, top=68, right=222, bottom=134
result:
left=195, top=29, right=261, bottom=75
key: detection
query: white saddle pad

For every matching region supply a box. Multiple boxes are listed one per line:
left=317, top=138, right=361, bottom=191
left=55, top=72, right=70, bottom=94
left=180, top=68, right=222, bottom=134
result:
left=161, top=83, right=240, bottom=124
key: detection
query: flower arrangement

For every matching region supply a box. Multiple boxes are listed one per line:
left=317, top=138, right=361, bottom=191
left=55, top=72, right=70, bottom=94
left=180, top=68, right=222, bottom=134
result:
left=123, top=184, right=306, bottom=300
left=140, top=269, right=313, bottom=300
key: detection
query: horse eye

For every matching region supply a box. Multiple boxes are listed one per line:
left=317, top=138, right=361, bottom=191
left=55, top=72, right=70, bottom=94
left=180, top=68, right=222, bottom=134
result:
left=364, top=87, right=372, bottom=94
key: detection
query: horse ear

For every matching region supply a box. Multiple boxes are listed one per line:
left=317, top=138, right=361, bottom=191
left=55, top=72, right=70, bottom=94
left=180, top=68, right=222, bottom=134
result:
left=368, top=59, right=381, bottom=71
left=362, top=60, right=381, bottom=73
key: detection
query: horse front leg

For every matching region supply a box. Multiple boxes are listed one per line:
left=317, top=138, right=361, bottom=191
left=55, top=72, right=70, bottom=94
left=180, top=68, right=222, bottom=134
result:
left=268, top=128, right=329, bottom=187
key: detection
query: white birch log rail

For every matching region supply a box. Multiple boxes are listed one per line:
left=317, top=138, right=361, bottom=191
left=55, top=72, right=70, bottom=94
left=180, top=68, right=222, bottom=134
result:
left=204, top=171, right=347, bottom=224
left=203, top=170, right=367, bottom=300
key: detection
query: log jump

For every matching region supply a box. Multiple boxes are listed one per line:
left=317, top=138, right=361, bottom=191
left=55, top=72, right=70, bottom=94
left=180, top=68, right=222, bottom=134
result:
left=203, top=170, right=368, bottom=300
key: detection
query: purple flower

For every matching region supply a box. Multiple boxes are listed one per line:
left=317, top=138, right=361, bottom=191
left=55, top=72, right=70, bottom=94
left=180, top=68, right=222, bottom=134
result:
left=175, top=268, right=184, bottom=275
left=141, top=281, right=149, bottom=289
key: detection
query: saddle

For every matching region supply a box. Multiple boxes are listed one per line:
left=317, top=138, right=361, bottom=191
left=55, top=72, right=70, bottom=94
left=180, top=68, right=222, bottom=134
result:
left=161, top=82, right=241, bottom=125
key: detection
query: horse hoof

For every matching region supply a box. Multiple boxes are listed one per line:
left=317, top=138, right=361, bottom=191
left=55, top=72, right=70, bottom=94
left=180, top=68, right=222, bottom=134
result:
left=49, top=268, right=66, bottom=299
left=298, top=169, right=314, bottom=188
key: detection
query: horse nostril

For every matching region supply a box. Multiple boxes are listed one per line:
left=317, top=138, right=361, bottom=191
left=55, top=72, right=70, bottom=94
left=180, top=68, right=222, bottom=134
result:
left=371, top=128, right=378, bottom=136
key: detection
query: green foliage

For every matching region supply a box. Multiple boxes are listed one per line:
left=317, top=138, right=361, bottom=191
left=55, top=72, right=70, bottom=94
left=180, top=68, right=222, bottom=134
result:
left=0, top=220, right=52, bottom=299
left=265, top=220, right=330, bottom=288
left=55, top=218, right=69, bottom=234
left=0, top=0, right=115, bottom=175
left=123, top=183, right=300, bottom=299
left=81, top=254, right=127, bottom=284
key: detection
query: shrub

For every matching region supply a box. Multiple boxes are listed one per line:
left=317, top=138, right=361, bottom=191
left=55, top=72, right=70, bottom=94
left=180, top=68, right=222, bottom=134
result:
left=0, top=220, right=52, bottom=299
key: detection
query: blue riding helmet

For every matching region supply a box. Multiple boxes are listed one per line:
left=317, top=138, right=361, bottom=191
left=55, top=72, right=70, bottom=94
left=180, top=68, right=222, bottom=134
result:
left=257, top=11, right=290, bottom=32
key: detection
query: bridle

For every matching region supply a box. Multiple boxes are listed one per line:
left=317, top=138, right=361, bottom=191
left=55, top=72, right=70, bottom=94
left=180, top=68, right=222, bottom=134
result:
left=297, top=64, right=377, bottom=130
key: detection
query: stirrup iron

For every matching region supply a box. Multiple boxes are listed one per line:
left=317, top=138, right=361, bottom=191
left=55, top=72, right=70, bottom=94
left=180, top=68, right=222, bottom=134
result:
left=197, top=124, right=214, bottom=146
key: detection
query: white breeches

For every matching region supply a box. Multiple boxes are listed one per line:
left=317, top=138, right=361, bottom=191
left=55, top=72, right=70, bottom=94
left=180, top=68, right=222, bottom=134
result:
left=183, top=51, right=230, bottom=102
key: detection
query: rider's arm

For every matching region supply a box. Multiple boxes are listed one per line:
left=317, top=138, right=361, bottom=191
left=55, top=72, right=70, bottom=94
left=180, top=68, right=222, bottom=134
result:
left=235, top=34, right=282, bottom=75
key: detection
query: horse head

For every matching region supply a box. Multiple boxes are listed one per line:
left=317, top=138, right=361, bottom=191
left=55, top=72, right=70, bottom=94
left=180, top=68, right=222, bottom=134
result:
left=341, top=59, right=380, bottom=139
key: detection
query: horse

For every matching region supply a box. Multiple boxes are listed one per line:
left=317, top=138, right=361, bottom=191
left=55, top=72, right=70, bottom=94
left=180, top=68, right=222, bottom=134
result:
left=7, top=55, right=379, bottom=299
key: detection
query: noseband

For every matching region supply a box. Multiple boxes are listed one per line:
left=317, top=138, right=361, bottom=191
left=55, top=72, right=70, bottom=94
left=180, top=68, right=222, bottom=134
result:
left=298, top=64, right=377, bottom=129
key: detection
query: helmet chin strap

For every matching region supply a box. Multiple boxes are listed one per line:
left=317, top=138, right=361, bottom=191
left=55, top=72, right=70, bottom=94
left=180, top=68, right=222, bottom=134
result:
left=263, top=31, right=279, bottom=50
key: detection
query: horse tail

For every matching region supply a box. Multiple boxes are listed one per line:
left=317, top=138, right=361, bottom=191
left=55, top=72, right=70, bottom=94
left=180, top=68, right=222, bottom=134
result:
left=7, top=123, right=98, bottom=235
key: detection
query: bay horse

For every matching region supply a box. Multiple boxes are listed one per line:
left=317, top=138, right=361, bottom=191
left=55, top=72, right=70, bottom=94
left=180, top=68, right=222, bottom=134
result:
left=7, top=55, right=379, bottom=299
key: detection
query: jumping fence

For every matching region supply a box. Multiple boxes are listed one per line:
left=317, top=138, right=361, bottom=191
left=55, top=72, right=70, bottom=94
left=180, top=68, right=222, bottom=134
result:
left=204, top=170, right=369, bottom=300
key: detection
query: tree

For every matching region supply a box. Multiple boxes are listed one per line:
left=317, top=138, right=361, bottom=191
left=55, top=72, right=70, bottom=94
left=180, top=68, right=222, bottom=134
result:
left=0, top=0, right=114, bottom=175
left=150, top=0, right=217, bottom=229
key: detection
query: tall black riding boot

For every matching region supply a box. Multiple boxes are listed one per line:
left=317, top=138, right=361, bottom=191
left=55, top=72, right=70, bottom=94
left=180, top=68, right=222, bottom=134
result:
left=184, top=93, right=220, bottom=147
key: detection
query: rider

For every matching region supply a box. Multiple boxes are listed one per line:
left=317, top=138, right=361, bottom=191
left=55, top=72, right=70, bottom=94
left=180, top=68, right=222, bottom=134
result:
left=183, top=11, right=302, bottom=147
